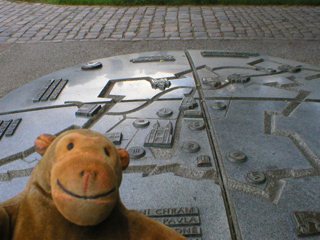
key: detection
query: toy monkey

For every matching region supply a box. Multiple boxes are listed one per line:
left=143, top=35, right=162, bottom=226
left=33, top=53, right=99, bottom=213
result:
left=0, top=129, right=186, bottom=239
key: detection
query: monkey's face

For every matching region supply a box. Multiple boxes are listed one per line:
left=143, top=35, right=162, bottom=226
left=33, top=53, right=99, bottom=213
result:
left=49, top=131, right=129, bottom=226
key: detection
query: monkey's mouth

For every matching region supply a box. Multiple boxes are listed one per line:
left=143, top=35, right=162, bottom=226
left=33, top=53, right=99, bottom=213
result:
left=57, top=179, right=116, bottom=200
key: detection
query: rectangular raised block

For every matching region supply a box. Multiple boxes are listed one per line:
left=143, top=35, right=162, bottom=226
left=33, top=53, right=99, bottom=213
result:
left=247, top=58, right=264, bottom=66
left=138, top=207, right=199, bottom=217
left=41, top=79, right=61, bottom=101
left=201, top=51, right=259, bottom=58
left=305, top=74, right=320, bottom=81
left=5, top=118, right=22, bottom=136
left=196, top=155, right=212, bottom=167
left=138, top=207, right=202, bottom=238
left=50, top=79, right=68, bottom=100
left=76, top=104, right=101, bottom=117
left=33, top=79, right=68, bottom=102
left=173, top=226, right=202, bottom=237
left=33, top=80, right=54, bottom=102
left=184, top=110, right=203, bottom=118
left=292, top=211, right=320, bottom=237
left=105, top=132, right=122, bottom=145
left=180, top=98, right=198, bottom=110
left=130, top=55, right=175, bottom=63
left=0, top=120, right=12, bottom=139
left=155, top=216, right=201, bottom=226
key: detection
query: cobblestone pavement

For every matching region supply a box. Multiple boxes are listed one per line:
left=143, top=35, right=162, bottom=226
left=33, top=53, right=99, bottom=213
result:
left=0, top=0, right=319, bottom=43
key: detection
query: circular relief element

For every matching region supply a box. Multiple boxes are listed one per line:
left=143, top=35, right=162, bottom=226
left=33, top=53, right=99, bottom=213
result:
left=127, top=147, right=146, bottom=159
left=181, top=141, right=200, bottom=153
left=81, top=61, right=103, bottom=70
left=188, top=121, right=205, bottom=131
left=133, top=119, right=150, bottom=128
left=157, top=108, right=173, bottom=117
left=245, top=171, right=266, bottom=184
left=211, top=101, right=227, bottom=110
left=227, top=151, right=247, bottom=164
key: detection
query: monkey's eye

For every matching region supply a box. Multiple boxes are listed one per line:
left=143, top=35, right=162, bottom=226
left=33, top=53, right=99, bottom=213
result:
left=67, top=143, right=74, bottom=150
left=104, top=148, right=110, bottom=157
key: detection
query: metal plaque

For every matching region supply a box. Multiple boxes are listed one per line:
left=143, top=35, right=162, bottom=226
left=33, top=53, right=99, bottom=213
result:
left=1, top=50, right=320, bottom=240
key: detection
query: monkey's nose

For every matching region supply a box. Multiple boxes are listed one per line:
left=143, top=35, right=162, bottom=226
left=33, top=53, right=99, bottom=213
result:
left=81, top=170, right=98, bottom=194
left=80, top=170, right=98, bottom=178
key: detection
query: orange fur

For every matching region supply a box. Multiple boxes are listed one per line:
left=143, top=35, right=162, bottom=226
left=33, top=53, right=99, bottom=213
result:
left=0, top=129, right=186, bottom=240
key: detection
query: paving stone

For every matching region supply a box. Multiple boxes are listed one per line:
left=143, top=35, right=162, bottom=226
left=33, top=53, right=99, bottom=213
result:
left=150, top=28, right=163, bottom=33
left=180, top=32, right=193, bottom=38
left=165, top=32, right=179, bottom=37
left=194, top=32, right=207, bottom=37
left=149, top=32, right=164, bottom=38
left=0, top=3, right=319, bottom=42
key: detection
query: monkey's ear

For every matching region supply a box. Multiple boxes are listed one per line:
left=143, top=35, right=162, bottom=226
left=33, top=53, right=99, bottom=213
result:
left=34, top=134, right=56, bottom=156
left=117, top=149, right=130, bottom=170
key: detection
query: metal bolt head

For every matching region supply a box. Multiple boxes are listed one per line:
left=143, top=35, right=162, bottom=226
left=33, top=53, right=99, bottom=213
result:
left=81, top=61, right=103, bottom=70
left=188, top=121, right=205, bottom=131
left=128, top=147, right=146, bottom=159
left=181, top=141, right=201, bottom=153
left=211, top=101, right=227, bottom=110
left=157, top=108, right=173, bottom=117
left=245, top=171, right=266, bottom=184
left=133, top=119, right=150, bottom=128
left=227, top=151, right=247, bottom=163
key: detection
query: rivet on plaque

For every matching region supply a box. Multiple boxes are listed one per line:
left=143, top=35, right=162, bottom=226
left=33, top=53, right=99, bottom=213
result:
left=245, top=171, right=266, bottom=184
left=128, top=147, right=146, bottom=159
left=227, top=151, right=247, bottom=163
left=81, top=61, right=103, bottom=70
left=188, top=121, right=205, bottom=131
left=157, top=108, right=173, bottom=117
left=211, top=101, right=227, bottom=110
left=181, top=141, right=200, bottom=153
left=133, top=119, right=150, bottom=128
